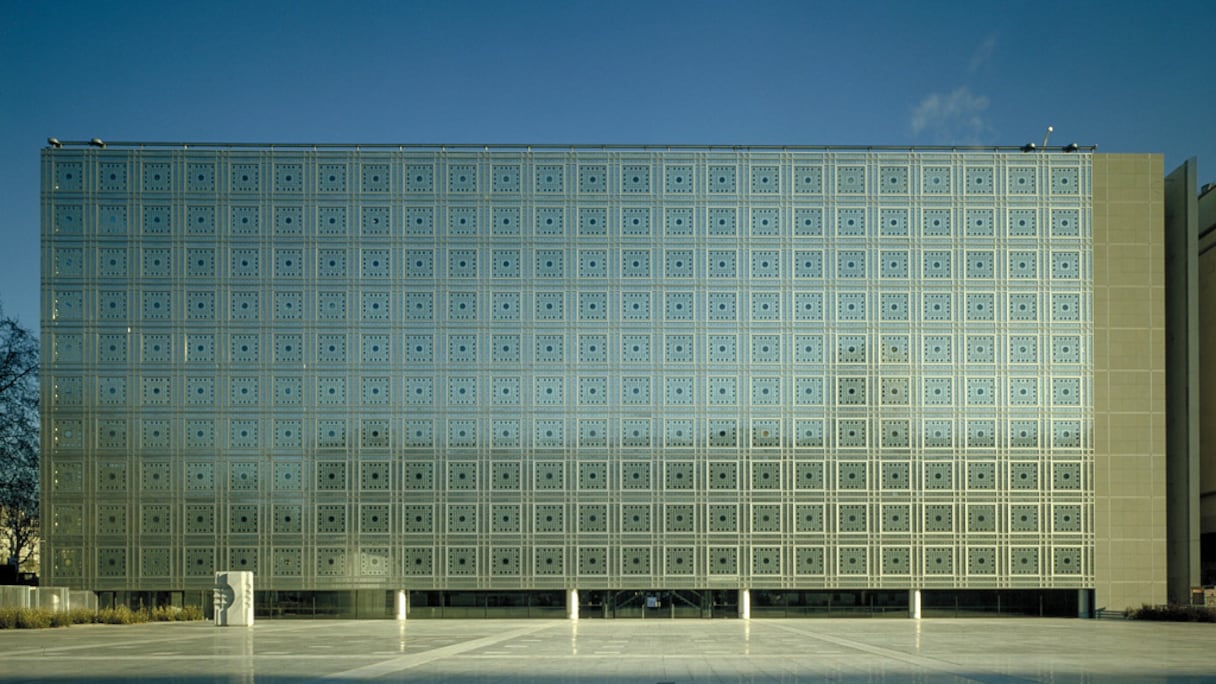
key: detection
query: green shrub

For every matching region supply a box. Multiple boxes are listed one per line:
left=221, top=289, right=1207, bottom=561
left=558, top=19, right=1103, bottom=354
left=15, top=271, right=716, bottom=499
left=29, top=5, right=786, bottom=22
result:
left=1129, top=604, right=1216, bottom=622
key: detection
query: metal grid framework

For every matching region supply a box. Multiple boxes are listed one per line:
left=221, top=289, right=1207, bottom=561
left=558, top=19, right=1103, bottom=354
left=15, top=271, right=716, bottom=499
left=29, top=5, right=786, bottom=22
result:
left=41, top=146, right=1093, bottom=591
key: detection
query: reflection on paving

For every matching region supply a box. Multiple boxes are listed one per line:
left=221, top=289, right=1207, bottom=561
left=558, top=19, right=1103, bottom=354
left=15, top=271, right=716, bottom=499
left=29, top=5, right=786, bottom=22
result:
left=2, top=618, right=1215, bottom=683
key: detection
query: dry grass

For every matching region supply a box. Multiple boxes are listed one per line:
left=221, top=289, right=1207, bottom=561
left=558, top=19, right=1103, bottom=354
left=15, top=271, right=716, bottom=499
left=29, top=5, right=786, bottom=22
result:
left=0, top=604, right=205, bottom=629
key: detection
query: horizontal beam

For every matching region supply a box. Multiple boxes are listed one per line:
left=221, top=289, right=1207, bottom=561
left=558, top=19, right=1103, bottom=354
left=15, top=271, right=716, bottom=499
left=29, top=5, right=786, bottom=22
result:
left=43, top=141, right=1099, bottom=153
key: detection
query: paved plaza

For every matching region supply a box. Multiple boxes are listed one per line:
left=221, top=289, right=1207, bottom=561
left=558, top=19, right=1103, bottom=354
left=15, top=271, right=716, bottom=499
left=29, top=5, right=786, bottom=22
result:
left=2, top=617, right=1215, bottom=683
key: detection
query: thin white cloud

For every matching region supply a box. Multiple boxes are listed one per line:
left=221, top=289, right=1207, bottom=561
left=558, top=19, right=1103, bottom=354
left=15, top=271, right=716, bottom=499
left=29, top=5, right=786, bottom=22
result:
left=969, top=34, right=998, bottom=74
left=910, top=86, right=991, bottom=144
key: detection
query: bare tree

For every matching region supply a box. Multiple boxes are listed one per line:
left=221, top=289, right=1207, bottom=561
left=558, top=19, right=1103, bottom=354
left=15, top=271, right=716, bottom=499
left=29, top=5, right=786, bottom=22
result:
left=0, top=307, right=38, bottom=574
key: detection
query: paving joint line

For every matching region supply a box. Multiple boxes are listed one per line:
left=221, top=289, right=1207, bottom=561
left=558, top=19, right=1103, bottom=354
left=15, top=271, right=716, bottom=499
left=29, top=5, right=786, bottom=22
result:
left=306, top=621, right=561, bottom=681
left=764, top=621, right=1039, bottom=684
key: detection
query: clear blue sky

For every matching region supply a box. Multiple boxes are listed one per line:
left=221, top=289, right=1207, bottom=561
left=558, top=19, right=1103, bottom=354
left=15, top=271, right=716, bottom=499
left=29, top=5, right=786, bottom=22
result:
left=2, top=0, right=1213, bottom=332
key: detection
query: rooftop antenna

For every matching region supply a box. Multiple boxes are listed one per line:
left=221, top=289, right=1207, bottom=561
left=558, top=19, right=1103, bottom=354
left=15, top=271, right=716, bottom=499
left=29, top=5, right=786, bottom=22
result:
left=1041, top=125, right=1054, bottom=148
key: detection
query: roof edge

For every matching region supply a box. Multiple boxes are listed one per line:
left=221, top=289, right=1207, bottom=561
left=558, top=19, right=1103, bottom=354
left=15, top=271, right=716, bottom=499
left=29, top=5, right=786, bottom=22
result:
left=43, top=141, right=1099, bottom=153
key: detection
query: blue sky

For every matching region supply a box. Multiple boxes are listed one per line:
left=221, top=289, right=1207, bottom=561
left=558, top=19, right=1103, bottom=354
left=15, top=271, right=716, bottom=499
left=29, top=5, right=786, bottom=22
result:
left=2, top=0, right=1213, bottom=331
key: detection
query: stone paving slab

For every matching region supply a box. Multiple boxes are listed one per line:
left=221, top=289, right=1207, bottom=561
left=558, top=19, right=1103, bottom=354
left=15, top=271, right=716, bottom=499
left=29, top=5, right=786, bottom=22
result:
left=2, top=618, right=1215, bottom=682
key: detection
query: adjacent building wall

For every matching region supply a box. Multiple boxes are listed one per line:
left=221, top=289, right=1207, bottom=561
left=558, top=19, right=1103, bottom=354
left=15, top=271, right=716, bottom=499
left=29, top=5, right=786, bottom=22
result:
left=1196, top=180, right=1216, bottom=585
left=1163, top=158, right=1201, bottom=603
left=1092, top=153, right=1169, bottom=610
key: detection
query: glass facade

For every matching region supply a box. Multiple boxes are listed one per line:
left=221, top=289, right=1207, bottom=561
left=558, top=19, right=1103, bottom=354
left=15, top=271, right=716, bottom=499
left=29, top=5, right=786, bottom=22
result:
left=41, top=146, right=1092, bottom=594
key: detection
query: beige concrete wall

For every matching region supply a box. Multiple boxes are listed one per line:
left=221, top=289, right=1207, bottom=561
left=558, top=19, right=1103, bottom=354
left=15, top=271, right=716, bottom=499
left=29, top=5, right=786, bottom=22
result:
left=1092, top=153, right=1168, bottom=610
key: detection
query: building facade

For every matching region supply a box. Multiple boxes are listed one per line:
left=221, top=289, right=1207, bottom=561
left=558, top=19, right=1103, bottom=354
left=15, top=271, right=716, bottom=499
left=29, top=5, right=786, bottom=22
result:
left=40, top=144, right=1166, bottom=616
left=1195, top=172, right=1216, bottom=591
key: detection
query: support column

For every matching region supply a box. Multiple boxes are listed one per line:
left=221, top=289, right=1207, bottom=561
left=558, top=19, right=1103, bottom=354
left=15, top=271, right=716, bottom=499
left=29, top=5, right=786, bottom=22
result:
left=567, top=588, right=579, bottom=621
left=395, top=590, right=408, bottom=620
left=738, top=588, right=751, bottom=620
left=908, top=589, right=922, bottom=619
left=1078, top=589, right=1091, bottom=618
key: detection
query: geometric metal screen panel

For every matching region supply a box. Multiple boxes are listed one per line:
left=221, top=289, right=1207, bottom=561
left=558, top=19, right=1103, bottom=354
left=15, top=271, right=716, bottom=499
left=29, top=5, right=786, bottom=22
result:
left=42, top=145, right=1092, bottom=590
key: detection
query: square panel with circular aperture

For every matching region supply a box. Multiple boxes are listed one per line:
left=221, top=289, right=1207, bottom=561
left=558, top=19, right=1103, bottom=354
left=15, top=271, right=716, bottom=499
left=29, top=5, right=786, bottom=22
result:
left=838, top=547, right=867, bottom=575
left=752, top=462, right=781, bottom=490
left=620, top=206, right=650, bottom=235
left=752, top=547, right=782, bottom=575
left=403, top=549, right=432, bottom=576
left=359, top=505, right=391, bottom=534
left=794, top=292, right=823, bottom=320
left=707, top=165, right=736, bottom=193
left=403, top=460, right=432, bottom=486
left=578, top=164, right=607, bottom=193
left=751, top=165, right=779, bottom=193
left=752, top=420, right=780, bottom=447
left=447, top=548, right=477, bottom=576
left=836, top=292, right=865, bottom=320
left=665, top=461, right=695, bottom=490
left=621, top=462, right=651, bottom=489
left=794, top=166, right=823, bottom=194
left=534, top=206, right=564, bottom=235
left=534, top=504, right=564, bottom=533
left=796, top=548, right=825, bottom=575
left=794, top=505, right=824, bottom=533
left=579, top=207, right=607, bottom=235
left=578, top=548, right=607, bottom=575
left=1053, top=505, right=1082, bottom=533
left=666, top=547, right=696, bottom=575
left=793, top=207, right=822, bottom=235
left=535, top=165, right=563, bottom=193
left=579, top=504, right=608, bottom=532
left=751, top=208, right=779, bottom=236
left=1010, top=548, right=1039, bottom=575
left=709, top=547, right=738, bottom=575
left=1009, top=505, right=1039, bottom=533
left=492, top=164, right=521, bottom=193
left=490, top=548, right=521, bottom=576
left=707, top=292, right=736, bottom=320
left=665, top=165, right=693, bottom=193
left=400, top=163, right=433, bottom=192
left=1053, top=548, right=1082, bottom=575
left=836, top=166, right=865, bottom=194
left=448, top=164, right=477, bottom=193
left=578, top=288, right=608, bottom=318
left=752, top=504, right=781, bottom=533
left=795, top=335, right=825, bottom=363
left=665, top=207, right=693, bottom=236
left=1053, top=461, right=1082, bottom=489
left=447, top=504, right=478, bottom=535
left=879, top=166, right=908, bottom=193
left=621, top=504, right=651, bottom=532
left=535, top=548, right=564, bottom=575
